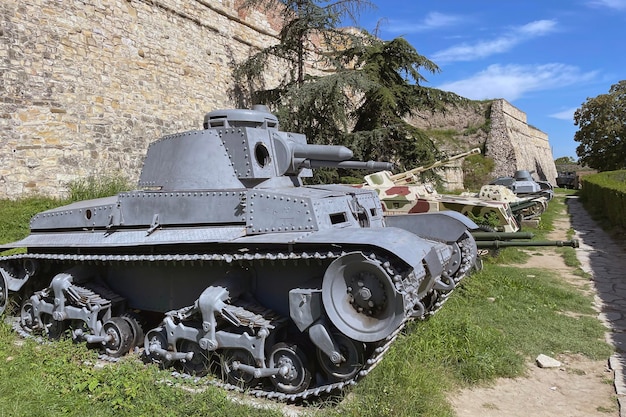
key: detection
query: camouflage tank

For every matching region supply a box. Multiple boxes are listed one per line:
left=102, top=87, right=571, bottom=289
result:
left=473, top=184, right=549, bottom=220
left=360, top=149, right=521, bottom=233
left=0, top=106, right=478, bottom=401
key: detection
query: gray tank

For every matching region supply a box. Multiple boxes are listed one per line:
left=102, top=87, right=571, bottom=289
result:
left=0, top=106, right=478, bottom=401
left=490, top=169, right=554, bottom=201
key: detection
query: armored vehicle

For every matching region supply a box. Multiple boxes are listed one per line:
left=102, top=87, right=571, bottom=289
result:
left=474, top=184, right=549, bottom=220
left=556, top=171, right=579, bottom=189
left=489, top=170, right=554, bottom=201
left=0, top=106, right=478, bottom=401
left=360, top=149, right=521, bottom=233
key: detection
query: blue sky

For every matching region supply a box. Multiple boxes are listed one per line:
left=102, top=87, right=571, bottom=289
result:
left=356, top=0, right=626, bottom=159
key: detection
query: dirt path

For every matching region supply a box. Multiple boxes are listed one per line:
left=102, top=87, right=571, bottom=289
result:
left=449, top=199, right=618, bottom=417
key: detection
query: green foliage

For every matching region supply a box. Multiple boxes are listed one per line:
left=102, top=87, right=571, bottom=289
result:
left=234, top=3, right=469, bottom=184
left=462, top=154, right=495, bottom=190
left=0, top=322, right=282, bottom=417
left=580, top=170, right=626, bottom=229
left=66, top=174, right=131, bottom=202
left=574, top=80, right=626, bottom=171
left=462, top=118, right=491, bottom=136
left=554, top=156, right=577, bottom=165
left=0, top=197, right=59, bottom=246
left=467, top=211, right=501, bottom=229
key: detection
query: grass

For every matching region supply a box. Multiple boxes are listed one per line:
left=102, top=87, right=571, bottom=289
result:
left=0, top=322, right=283, bottom=417
left=0, top=181, right=614, bottom=416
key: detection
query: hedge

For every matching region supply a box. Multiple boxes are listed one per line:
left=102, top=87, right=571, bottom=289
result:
left=580, top=170, right=626, bottom=229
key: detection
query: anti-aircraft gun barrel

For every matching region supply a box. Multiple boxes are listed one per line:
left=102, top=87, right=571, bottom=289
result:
left=476, top=239, right=579, bottom=249
left=388, top=147, right=482, bottom=185
left=363, top=147, right=481, bottom=187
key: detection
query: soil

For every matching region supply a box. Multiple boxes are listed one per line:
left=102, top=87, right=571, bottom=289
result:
left=449, top=209, right=618, bottom=416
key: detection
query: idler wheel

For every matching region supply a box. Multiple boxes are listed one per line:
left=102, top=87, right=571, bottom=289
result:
left=103, top=317, right=133, bottom=358
left=179, top=339, right=210, bottom=377
left=0, top=269, right=7, bottom=316
left=220, top=348, right=259, bottom=388
left=316, top=332, right=365, bottom=382
left=268, top=343, right=311, bottom=394
left=322, top=252, right=405, bottom=343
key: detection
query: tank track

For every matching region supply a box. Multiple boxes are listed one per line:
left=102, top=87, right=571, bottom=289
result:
left=1, top=242, right=474, bottom=402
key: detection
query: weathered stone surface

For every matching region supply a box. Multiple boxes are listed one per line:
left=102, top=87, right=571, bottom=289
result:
left=409, top=99, right=558, bottom=190
left=536, top=354, right=562, bottom=368
left=0, top=0, right=287, bottom=198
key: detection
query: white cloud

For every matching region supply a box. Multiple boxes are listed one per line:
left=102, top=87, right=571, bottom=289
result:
left=549, top=107, right=579, bottom=121
left=385, top=12, right=463, bottom=34
left=587, top=0, right=626, bottom=10
left=432, top=19, right=557, bottom=63
left=436, top=64, right=598, bottom=101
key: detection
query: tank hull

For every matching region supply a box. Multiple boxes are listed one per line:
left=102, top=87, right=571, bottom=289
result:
left=0, top=107, right=478, bottom=401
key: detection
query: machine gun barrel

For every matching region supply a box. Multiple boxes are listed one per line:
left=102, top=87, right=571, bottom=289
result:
left=472, top=232, right=534, bottom=241
left=476, top=239, right=579, bottom=249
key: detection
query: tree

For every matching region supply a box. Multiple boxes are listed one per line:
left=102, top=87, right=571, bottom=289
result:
left=235, top=1, right=464, bottom=183
left=574, top=80, right=626, bottom=171
left=554, top=156, right=576, bottom=165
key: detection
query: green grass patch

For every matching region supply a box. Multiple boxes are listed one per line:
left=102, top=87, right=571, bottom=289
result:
left=0, top=197, right=60, bottom=245
left=0, top=322, right=283, bottom=417
left=66, top=174, right=131, bottom=202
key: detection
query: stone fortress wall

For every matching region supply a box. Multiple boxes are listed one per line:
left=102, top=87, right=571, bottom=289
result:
left=409, top=99, right=557, bottom=190
left=1, top=1, right=557, bottom=199
left=0, top=0, right=285, bottom=198
left=486, top=99, right=557, bottom=186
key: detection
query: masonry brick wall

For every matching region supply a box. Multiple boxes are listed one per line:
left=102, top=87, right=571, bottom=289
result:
left=486, top=99, right=558, bottom=185
left=0, top=0, right=283, bottom=198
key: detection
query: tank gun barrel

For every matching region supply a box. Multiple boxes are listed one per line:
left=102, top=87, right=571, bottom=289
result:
left=303, top=160, right=394, bottom=171
left=292, top=143, right=354, bottom=161
left=290, top=143, right=393, bottom=171
left=472, top=232, right=534, bottom=241
left=388, top=147, right=481, bottom=184
left=476, top=239, right=579, bottom=249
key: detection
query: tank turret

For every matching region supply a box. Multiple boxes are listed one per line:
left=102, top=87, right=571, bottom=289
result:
left=0, top=107, right=478, bottom=401
left=490, top=169, right=554, bottom=201
left=359, top=148, right=520, bottom=233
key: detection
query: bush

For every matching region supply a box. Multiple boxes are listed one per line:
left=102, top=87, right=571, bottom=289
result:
left=462, top=154, right=495, bottom=190
left=580, top=170, right=626, bottom=229
left=66, top=174, right=132, bottom=202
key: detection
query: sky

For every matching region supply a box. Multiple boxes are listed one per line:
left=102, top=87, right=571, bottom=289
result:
left=356, top=0, right=626, bottom=159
